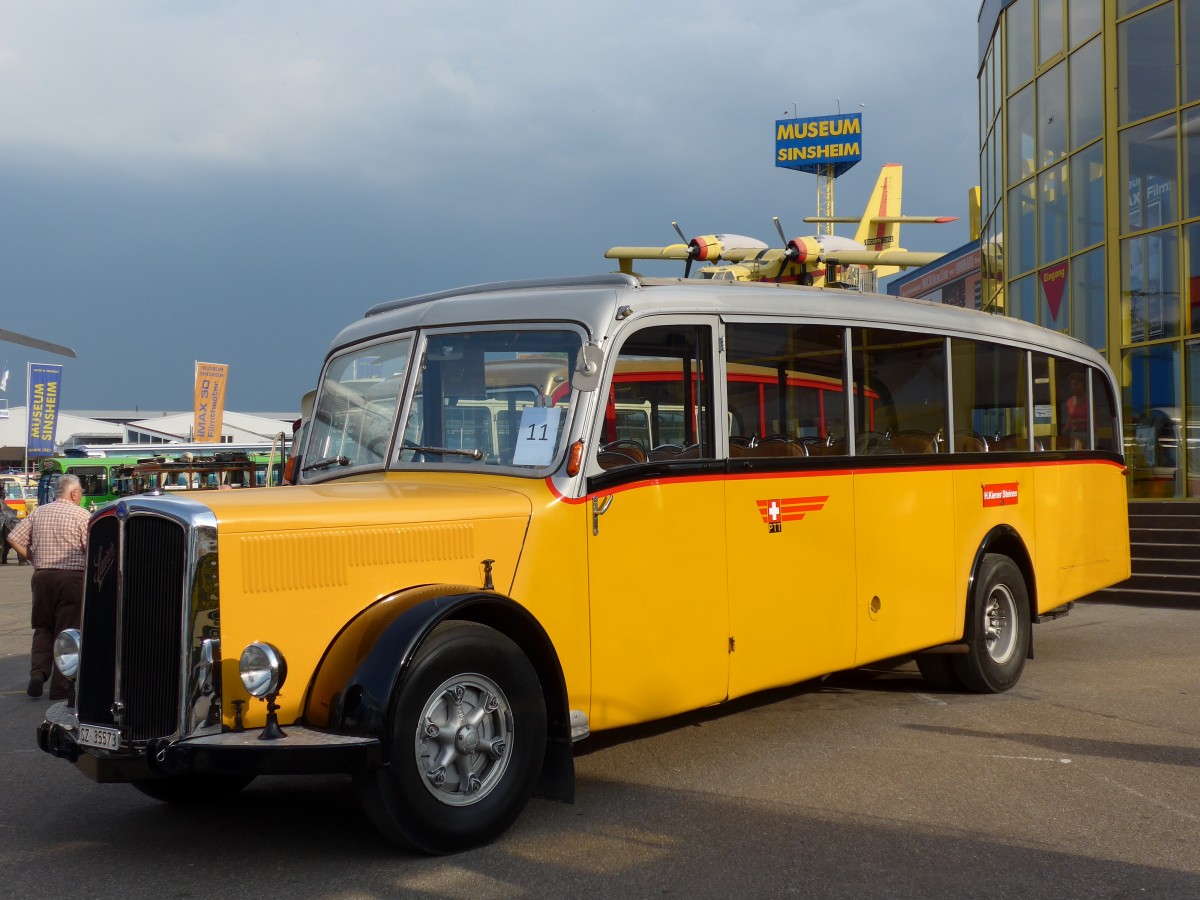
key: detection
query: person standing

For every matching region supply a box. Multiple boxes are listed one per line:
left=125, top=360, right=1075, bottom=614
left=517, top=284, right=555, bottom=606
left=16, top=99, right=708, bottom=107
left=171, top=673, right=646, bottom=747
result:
left=5, top=473, right=90, bottom=699
left=0, top=500, right=20, bottom=564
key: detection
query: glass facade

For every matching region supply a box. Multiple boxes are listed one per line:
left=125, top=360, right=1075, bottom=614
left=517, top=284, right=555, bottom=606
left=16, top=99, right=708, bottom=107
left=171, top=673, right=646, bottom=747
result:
left=1187, top=0, right=1200, bottom=102
left=1069, top=37, right=1103, bottom=147
left=981, top=11, right=1006, bottom=313
left=1071, top=246, right=1106, bottom=350
left=1118, top=2, right=1178, bottom=124
left=1189, top=221, right=1200, bottom=332
left=1070, top=140, right=1104, bottom=250
left=1069, top=2, right=1101, bottom=46
left=1188, top=338, right=1200, bottom=496
left=981, top=0, right=1200, bottom=498
left=1124, top=343, right=1182, bottom=497
left=1186, top=105, right=1200, bottom=217
left=1121, top=228, right=1180, bottom=343
left=1120, top=115, right=1178, bottom=232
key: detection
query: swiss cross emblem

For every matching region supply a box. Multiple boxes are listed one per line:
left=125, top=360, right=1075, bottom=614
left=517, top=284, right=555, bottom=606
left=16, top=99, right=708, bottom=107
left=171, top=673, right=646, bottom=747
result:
left=766, top=499, right=782, bottom=533
left=756, top=496, right=828, bottom=534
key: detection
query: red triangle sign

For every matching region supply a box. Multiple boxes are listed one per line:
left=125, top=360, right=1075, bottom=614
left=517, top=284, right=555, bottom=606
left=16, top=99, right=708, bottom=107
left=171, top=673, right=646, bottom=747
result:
left=1040, top=261, right=1069, bottom=322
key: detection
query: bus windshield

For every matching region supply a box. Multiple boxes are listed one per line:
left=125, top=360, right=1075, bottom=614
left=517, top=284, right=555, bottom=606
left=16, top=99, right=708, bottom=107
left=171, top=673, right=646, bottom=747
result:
left=397, top=329, right=580, bottom=471
left=305, top=336, right=414, bottom=474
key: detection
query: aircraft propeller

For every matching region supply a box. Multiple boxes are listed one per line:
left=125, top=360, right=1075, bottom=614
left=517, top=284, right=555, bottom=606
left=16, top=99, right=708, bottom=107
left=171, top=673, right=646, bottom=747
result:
left=672, top=221, right=722, bottom=279
left=771, top=217, right=798, bottom=283
left=671, top=222, right=694, bottom=278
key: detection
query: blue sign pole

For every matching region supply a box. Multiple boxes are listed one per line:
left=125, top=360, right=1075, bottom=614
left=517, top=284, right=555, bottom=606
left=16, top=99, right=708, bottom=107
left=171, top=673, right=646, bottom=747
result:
left=26, top=362, right=63, bottom=458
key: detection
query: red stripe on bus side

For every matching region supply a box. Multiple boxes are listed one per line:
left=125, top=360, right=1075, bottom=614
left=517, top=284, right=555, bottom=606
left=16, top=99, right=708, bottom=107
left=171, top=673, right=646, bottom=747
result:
left=546, top=456, right=1124, bottom=505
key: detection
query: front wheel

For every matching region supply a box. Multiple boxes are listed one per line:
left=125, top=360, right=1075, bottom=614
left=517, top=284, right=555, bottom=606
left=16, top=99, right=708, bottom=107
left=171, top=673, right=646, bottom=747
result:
left=952, top=554, right=1031, bottom=693
left=354, top=621, right=546, bottom=854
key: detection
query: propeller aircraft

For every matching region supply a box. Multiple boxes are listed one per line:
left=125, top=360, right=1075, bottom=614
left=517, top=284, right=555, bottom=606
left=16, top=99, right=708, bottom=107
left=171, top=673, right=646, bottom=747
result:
left=605, top=163, right=956, bottom=289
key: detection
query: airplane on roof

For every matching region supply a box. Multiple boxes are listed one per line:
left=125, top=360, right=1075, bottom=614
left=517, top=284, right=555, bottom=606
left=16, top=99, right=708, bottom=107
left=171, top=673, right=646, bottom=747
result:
left=605, top=163, right=957, bottom=289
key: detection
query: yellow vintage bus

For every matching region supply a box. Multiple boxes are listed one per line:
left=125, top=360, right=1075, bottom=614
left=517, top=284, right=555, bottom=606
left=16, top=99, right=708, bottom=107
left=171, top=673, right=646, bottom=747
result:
left=2, top=474, right=36, bottom=518
left=38, top=274, right=1130, bottom=853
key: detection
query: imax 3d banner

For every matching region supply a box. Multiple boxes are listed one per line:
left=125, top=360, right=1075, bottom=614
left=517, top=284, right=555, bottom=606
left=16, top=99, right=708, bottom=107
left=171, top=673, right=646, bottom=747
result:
left=194, top=361, right=229, bottom=443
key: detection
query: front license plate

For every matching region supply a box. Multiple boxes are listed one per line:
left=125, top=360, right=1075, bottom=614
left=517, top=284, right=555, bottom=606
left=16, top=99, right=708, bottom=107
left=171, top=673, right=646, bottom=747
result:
left=78, top=724, right=121, bottom=751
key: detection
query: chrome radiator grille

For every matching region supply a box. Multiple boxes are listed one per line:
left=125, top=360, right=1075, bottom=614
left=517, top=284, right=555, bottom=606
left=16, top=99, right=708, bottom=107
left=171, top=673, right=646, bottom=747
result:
left=77, top=510, right=187, bottom=742
left=77, top=515, right=119, bottom=727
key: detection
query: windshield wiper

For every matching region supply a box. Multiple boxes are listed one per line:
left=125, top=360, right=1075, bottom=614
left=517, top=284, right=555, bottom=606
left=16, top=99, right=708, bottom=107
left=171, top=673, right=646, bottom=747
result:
left=403, top=445, right=485, bottom=461
left=302, top=455, right=351, bottom=472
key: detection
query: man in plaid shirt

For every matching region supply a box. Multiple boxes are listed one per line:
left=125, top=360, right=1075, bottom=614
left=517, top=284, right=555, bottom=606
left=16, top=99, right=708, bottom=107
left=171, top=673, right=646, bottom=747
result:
left=6, top=473, right=90, bottom=700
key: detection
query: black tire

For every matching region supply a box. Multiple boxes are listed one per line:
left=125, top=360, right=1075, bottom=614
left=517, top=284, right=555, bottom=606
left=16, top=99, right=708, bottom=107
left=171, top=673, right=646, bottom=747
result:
left=354, top=621, right=546, bottom=854
left=132, top=773, right=255, bottom=804
left=915, top=653, right=965, bottom=691
left=952, top=554, right=1031, bottom=693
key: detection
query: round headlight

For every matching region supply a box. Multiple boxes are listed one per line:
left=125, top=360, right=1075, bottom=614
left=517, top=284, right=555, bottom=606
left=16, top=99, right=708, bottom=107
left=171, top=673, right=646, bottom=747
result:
left=54, top=629, right=82, bottom=679
left=239, top=642, right=287, bottom=697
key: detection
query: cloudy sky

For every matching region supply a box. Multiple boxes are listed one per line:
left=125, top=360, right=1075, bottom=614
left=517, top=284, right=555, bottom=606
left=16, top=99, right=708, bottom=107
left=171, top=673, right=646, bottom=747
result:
left=0, top=2, right=979, bottom=414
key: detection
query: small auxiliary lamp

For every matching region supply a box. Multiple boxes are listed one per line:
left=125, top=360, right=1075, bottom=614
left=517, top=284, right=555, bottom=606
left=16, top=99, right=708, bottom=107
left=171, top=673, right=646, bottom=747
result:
left=239, top=641, right=288, bottom=740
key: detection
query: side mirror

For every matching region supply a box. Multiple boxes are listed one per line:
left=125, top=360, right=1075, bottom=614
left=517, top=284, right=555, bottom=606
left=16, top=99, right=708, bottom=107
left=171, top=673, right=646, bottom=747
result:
left=571, top=343, right=603, bottom=393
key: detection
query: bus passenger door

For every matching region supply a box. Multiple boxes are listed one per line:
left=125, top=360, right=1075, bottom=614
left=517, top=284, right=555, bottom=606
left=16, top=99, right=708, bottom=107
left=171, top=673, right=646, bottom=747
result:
left=851, top=326, right=958, bottom=663
left=585, top=320, right=729, bottom=731
left=724, top=471, right=858, bottom=696
left=721, top=319, right=858, bottom=697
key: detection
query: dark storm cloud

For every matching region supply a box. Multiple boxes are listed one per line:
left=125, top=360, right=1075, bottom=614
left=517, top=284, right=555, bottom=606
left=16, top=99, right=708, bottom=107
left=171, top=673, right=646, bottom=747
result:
left=0, top=1, right=977, bottom=411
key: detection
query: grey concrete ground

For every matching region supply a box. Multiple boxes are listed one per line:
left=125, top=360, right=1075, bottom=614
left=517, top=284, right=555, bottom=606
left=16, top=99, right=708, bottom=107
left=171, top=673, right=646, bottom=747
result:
left=0, top=561, right=1197, bottom=898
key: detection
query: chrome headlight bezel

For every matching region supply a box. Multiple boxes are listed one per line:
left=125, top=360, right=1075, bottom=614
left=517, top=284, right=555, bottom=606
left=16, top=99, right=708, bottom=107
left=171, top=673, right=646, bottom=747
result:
left=239, top=642, right=287, bottom=697
left=54, top=628, right=82, bottom=679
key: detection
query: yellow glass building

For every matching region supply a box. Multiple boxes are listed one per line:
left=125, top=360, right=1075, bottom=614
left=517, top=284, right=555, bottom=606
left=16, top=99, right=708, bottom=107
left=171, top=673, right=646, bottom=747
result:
left=979, top=0, right=1200, bottom=498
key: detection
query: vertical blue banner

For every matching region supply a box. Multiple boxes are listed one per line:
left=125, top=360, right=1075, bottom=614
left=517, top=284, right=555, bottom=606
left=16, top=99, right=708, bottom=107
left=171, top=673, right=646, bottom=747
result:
left=26, top=362, right=63, bottom=457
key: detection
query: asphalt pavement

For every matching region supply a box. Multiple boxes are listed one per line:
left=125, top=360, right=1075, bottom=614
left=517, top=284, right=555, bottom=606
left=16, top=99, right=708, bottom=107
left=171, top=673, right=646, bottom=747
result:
left=1, top=562, right=1198, bottom=898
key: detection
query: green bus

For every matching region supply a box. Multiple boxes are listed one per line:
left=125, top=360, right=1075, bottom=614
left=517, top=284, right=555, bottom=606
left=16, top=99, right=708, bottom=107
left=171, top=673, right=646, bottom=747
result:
left=37, top=456, right=145, bottom=511
left=38, top=441, right=289, bottom=510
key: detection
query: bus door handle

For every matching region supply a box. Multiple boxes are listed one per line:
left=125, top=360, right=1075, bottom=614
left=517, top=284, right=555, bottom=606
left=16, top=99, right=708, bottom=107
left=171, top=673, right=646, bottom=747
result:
left=592, top=494, right=614, bottom=535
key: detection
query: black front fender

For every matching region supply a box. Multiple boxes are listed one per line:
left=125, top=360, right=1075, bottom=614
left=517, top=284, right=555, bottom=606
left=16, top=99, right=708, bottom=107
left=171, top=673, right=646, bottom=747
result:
left=303, top=584, right=574, bottom=801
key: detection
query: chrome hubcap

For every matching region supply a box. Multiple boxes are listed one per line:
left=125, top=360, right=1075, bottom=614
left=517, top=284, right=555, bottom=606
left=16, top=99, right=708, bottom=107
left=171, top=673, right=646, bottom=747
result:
left=415, top=674, right=512, bottom=806
left=984, top=584, right=1018, bottom=665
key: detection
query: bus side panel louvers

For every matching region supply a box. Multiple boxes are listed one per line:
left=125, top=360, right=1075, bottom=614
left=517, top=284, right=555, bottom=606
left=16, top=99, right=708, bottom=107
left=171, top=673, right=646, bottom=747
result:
left=121, top=516, right=186, bottom=742
left=77, top=515, right=120, bottom=726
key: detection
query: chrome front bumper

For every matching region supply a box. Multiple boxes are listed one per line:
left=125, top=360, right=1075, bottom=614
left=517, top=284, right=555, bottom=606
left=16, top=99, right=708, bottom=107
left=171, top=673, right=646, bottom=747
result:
left=37, top=702, right=381, bottom=783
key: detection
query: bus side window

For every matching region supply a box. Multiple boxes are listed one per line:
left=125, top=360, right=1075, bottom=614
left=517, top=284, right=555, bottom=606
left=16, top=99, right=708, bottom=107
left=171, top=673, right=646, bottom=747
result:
left=852, top=327, right=948, bottom=455
left=1053, top=358, right=1091, bottom=450
left=724, top=321, right=848, bottom=458
left=952, top=339, right=1029, bottom=452
left=598, top=323, right=714, bottom=470
left=1031, top=352, right=1056, bottom=449
left=1092, top=367, right=1118, bottom=452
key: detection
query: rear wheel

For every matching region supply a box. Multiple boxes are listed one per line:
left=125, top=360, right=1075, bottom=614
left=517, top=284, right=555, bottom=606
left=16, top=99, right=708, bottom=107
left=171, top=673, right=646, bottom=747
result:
left=952, top=554, right=1031, bottom=693
left=132, top=773, right=255, bottom=804
left=354, top=621, right=546, bottom=854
